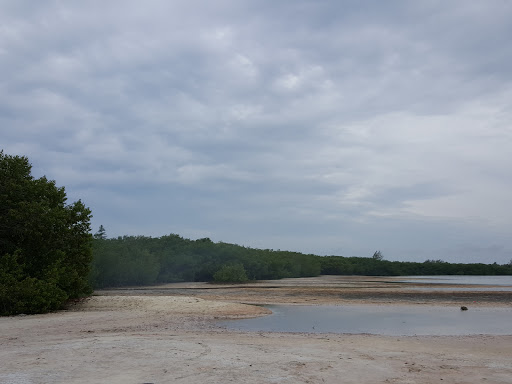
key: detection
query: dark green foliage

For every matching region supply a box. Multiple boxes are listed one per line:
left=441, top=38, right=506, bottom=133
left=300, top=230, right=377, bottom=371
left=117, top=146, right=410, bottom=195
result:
left=89, top=230, right=512, bottom=289
left=0, top=151, right=92, bottom=316
left=319, top=256, right=512, bottom=276
left=89, top=235, right=322, bottom=288
left=213, top=264, right=249, bottom=283
left=0, top=252, right=67, bottom=315
left=90, top=236, right=160, bottom=286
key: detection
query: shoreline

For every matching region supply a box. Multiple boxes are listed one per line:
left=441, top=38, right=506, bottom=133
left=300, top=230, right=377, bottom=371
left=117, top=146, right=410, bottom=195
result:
left=1, top=275, right=511, bottom=383
left=96, top=274, right=512, bottom=308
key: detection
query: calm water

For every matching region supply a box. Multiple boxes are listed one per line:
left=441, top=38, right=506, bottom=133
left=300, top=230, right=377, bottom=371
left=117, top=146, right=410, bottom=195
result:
left=221, top=305, right=512, bottom=336
left=396, top=275, right=512, bottom=286
left=394, top=275, right=512, bottom=291
left=407, top=286, right=512, bottom=292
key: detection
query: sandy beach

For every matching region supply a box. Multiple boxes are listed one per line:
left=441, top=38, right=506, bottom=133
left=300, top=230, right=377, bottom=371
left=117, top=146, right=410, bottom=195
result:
left=1, top=276, right=511, bottom=383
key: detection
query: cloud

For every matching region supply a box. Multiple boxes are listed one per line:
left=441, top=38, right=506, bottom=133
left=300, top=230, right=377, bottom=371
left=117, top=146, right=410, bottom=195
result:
left=1, top=0, right=512, bottom=263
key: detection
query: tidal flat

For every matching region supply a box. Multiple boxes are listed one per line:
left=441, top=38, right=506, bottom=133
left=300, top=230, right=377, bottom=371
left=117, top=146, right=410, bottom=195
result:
left=1, top=275, right=511, bottom=384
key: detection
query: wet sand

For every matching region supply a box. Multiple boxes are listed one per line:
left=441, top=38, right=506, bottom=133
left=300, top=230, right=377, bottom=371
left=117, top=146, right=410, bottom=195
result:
left=1, top=276, right=511, bottom=383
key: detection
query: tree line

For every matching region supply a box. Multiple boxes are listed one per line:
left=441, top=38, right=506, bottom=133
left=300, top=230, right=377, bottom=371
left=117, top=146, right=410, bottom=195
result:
left=319, top=256, right=512, bottom=277
left=89, top=233, right=321, bottom=287
left=89, top=231, right=512, bottom=289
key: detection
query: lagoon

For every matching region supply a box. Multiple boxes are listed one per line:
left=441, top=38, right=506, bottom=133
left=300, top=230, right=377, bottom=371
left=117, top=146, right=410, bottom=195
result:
left=221, top=304, right=512, bottom=336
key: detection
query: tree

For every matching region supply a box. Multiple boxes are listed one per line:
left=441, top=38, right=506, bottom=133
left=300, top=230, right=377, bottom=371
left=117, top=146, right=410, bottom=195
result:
left=0, top=151, right=93, bottom=315
left=372, top=250, right=383, bottom=261
left=94, top=225, right=107, bottom=240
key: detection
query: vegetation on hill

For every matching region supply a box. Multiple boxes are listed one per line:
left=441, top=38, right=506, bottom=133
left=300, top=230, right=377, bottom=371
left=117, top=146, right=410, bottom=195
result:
left=89, top=231, right=512, bottom=288
left=89, top=233, right=321, bottom=287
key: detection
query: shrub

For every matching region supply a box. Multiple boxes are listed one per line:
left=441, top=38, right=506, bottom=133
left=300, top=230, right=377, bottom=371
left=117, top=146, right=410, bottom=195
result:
left=213, top=264, right=249, bottom=283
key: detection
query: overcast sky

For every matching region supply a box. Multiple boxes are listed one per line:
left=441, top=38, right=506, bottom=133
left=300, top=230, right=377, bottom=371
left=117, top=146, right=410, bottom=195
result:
left=2, top=1, right=511, bottom=263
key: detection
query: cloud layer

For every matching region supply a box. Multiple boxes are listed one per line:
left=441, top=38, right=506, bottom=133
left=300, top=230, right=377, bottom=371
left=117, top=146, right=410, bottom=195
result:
left=2, top=1, right=512, bottom=263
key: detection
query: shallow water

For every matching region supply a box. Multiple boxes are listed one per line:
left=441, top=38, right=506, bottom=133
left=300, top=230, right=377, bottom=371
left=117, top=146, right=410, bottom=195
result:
left=220, top=305, right=512, bottom=336
left=396, top=275, right=512, bottom=286
left=393, top=275, right=512, bottom=292
left=407, top=286, right=512, bottom=292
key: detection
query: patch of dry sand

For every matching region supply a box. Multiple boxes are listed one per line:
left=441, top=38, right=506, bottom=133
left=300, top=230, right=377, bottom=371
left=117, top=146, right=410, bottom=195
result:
left=78, top=295, right=271, bottom=318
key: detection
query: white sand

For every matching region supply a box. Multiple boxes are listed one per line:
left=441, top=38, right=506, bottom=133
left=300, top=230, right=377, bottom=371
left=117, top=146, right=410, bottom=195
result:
left=1, top=293, right=511, bottom=384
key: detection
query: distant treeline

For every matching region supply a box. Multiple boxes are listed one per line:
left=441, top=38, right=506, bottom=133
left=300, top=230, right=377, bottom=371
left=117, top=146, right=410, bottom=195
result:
left=89, top=233, right=512, bottom=288
left=320, top=256, right=512, bottom=276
